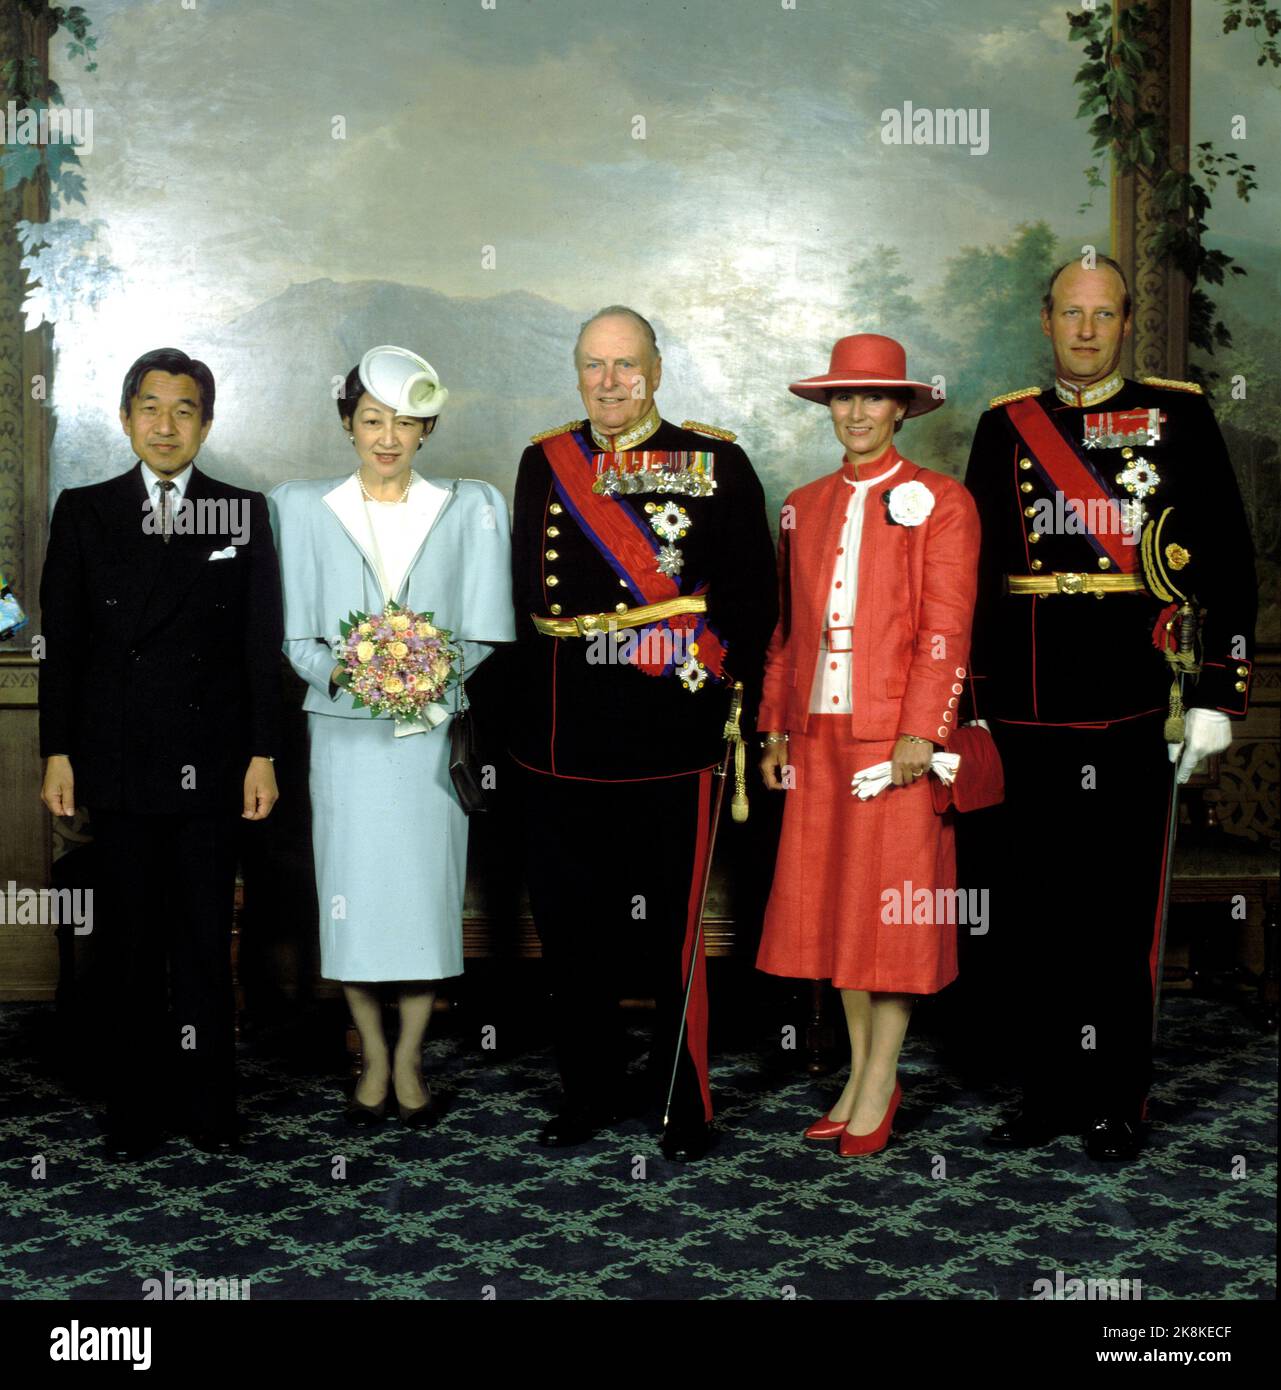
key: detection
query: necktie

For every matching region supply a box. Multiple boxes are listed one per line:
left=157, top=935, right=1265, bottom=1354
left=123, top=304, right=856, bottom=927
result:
left=156, top=480, right=176, bottom=543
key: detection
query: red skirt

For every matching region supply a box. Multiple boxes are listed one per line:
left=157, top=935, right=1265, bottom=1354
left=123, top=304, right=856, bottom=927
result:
left=756, top=715, right=958, bottom=994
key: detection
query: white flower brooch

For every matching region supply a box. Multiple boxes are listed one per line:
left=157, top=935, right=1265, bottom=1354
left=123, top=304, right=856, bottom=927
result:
left=882, top=480, right=935, bottom=527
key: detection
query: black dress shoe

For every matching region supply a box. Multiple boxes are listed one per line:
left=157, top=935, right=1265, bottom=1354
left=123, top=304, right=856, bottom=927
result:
left=660, top=1118, right=712, bottom=1163
left=537, top=1104, right=621, bottom=1148
left=1084, top=1116, right=1142, bottom=1162
left=102, top=1130, right=164, bottom=1162
left=984, top=1109, right=1074, bottom=1149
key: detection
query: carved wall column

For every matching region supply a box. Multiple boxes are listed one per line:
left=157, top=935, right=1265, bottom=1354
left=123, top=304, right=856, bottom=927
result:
left=0, top=5, right=57, bottom=997
left=1111, top=0, right=1192, bottom=379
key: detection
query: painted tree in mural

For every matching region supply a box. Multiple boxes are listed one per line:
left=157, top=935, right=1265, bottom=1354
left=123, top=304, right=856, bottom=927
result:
left=1, top=2, right=117, bottom=328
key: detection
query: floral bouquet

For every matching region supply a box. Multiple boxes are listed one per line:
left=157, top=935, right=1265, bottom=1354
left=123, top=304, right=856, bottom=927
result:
left=336, top=601, right=458, bottom=725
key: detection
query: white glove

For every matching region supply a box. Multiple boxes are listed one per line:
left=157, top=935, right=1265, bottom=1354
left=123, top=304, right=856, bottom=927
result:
left=964, top=719, right=990, bottom=731
left=852, top=752, right=961, bottom=800
left=1169, top=707, right=1232, bottom=785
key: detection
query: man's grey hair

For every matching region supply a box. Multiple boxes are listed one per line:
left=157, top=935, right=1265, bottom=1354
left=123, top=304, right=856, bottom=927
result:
left=574, top=305, right=661, bottom=364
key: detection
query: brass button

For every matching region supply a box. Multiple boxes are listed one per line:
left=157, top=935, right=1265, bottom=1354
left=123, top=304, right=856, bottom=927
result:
left=619, top=578, right=629, bottom=588
left=1235, top=680, right=1247, bottom=693
left=615, top=602, right=628, bottom=614
left=1020, top=481, right=1033, bottom=494
left=1028, top=532, right=1040, bottom=544
left=1019, top=458, right=1032, bottom=471
left=1097, top=556, right=1111, bottom=570
left=549, top=603, right=562, bottom=615
left=644, top=503, right=657, bottom=514
left=1115, top=473, right=1125, bottom=485
left=1236, top=665, right=1249, bottom=677
left=549, top=502, right=563, bottom=515
left=546, top=526, right=560, bottom=538
left=1023, top=505, right=1037, bottom=518
left=545, top=549, right=559, bottom=561
left=546, top=574, right=559, bottom=587
left=1030, top=559, right=1043, bottom=571
left=1121, top=447, right=1134, bottom=459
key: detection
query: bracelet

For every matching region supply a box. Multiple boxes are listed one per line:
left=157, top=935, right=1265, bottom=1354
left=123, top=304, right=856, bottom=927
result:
left=899, top=734, right=931, bottom=746
left=760, top=733, right=789, bottom=748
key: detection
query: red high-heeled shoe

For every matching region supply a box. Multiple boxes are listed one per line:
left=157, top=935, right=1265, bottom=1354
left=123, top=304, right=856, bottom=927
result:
left=804, top=1112, right=849, bottom=1140
left=838, top=1083, right=902, bottom=1156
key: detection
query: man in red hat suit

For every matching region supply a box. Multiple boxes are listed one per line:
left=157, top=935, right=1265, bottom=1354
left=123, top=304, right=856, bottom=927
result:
left=962, top=256, right=1257, bottom=1160
left=507, top=305, right=777, bottom=1162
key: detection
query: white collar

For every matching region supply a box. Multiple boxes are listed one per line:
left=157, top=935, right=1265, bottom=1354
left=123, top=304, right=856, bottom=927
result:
left=843, top=458, right=901, bottom=490
left=322, top=471, right=448, bottom=577
left=141, top=461, right=194, bottom=500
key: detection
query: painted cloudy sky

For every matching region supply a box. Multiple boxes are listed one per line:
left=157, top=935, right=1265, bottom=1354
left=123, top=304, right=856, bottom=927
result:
left=46, top=0, right=1277, bottom=505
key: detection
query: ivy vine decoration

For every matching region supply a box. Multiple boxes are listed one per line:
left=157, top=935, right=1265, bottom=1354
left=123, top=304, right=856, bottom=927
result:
left=1, top=3, right=117, bottom=327
left=1068, top=2, right=1276, bottom=385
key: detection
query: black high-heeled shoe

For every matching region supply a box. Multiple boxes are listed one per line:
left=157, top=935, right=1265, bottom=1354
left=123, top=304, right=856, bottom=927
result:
left=398, top=1091, right=438, bottom=1128
left=395, top=1075, right=439, bottom=1128
left=345, top=1071, right=388, bottom=1126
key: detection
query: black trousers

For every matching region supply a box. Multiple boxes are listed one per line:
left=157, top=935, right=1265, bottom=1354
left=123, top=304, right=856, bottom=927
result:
left=88, top=808, right=241, bottom=1136
left=980, top=712, right=1171, bottom=1121
left=519, top=765, right=716, bottom=1126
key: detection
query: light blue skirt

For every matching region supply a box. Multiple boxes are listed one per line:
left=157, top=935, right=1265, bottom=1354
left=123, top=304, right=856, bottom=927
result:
left=307, top=710, right=467, bottom=982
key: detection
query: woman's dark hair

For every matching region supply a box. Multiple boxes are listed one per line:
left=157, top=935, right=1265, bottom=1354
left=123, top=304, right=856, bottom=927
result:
left=336, top=364, right=434, bottom=436
left=120, top=348, right=215, bottom=422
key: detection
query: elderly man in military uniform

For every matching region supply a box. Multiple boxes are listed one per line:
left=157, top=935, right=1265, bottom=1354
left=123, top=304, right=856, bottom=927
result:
left=509, top=305, right=777, bottom=1161
left=963, top=255, right=1257, bottom=1161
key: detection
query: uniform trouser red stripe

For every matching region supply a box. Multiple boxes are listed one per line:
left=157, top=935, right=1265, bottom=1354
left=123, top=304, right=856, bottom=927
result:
left=520, top=764, right=717, bottom=1125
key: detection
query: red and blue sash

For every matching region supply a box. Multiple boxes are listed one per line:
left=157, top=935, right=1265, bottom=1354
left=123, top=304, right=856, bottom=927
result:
left=540, top=429, right=726, bottom=679
left=1005, top=397, right=1141, bottom=575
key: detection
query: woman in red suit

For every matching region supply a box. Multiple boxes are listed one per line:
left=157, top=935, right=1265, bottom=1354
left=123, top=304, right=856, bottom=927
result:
left=757, top=334, right=979, bottom=1155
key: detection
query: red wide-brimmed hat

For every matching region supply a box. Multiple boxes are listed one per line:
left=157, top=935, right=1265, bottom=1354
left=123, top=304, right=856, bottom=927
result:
left=788, top=333, right=942, bottom=416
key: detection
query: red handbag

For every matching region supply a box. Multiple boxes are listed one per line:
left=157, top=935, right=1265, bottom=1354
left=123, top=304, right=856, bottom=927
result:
left=930, top=673, right=1005, bottom=813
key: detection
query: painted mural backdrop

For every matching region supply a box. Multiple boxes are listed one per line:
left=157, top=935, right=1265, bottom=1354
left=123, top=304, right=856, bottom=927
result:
left=23, top=0, right=1278, bottom=635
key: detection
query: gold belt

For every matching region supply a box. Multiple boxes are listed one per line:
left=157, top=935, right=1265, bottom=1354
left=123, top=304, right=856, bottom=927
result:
left=1006, top=573, right=1148, bottom=596
left=531, top=594, right=708, bottom=637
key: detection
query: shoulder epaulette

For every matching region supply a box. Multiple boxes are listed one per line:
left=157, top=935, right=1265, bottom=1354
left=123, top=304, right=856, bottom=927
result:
left=530, top=420, right=584, bottom=444
left=989, top=387, right=1041, bottom=409
left=681, top=419, right=737, bottom=442
left=1139, top=376, right=1203, bottom=395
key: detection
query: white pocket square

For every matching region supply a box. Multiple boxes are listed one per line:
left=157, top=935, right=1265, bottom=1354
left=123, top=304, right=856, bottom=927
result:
left=208, top=545, right=238, bottom=561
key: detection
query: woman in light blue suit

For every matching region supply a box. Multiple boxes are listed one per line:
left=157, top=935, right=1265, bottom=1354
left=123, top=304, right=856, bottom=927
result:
left=269, top=346, right=515, bottom=1126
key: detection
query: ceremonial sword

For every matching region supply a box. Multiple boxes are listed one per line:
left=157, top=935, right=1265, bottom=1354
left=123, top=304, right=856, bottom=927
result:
left=1152, top=599, right=1200, bottom=1043
left=662, top=681, right=747, bottom=1131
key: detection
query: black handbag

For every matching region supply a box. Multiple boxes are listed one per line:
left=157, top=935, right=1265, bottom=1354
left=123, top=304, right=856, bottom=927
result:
left=448, top=647, right=487, bottom=816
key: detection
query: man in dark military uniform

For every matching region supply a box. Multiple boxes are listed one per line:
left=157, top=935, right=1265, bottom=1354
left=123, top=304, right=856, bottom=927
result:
left=963, top=256, right=1257, bottom=1161
left=509, top=305, right=777, bottom=1160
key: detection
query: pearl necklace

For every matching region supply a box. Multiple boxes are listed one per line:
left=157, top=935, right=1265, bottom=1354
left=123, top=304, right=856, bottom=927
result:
left=356, top=468, right=413, bottom=504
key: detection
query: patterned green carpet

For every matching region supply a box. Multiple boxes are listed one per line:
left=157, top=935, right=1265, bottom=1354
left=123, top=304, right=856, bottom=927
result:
left=1, top=995, right=1274, bottom=1301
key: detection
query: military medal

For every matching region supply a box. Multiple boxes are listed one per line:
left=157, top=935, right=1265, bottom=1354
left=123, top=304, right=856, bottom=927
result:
left=646, top=500, right=691, bottom=577
left=655, top=544, right=684, bottom=577
left=677, top=654, right=708, bottom=692
left=1116, top=457, right=1161, bottom=499
left=592, top=450, right=717, bottom=498
left=1082, top=407, right=1166, bottom=450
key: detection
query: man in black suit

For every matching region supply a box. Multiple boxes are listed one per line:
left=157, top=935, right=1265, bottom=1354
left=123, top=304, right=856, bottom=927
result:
left=39, top=348, right=283, bottom=1159
left=509, top=306, right=777, bottom=1161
